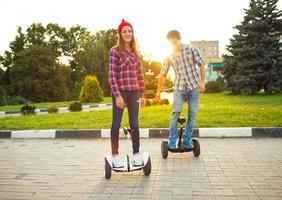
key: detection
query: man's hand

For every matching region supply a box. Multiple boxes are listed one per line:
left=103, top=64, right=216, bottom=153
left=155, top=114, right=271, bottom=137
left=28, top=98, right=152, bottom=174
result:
left=198, top=81, right=205, bottom=92
left=154, top=92, right=161, bottom=103
left=140, top=97, right=146, bottom=107
left=116, top=96, right=125, bottom=109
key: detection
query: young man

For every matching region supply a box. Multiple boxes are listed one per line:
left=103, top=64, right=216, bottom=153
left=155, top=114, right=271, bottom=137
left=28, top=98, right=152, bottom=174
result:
left=155, top=30, right=206, bottom=148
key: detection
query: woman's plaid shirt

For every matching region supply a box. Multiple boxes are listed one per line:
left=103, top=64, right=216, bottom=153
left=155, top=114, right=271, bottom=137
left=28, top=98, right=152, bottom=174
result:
left=109, top=47, right=145, bottom=97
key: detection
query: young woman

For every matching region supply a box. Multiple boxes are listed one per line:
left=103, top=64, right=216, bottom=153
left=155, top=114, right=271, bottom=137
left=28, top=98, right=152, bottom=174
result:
left=109, top=19, right=146, bottom=167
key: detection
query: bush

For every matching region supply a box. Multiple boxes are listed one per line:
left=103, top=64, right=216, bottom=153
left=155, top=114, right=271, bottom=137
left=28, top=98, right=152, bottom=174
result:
left=145, top=98, right=169, bottom=106
left=79, top=75, right=103, bottom=103
left=146, top=90, right=156, bottom=99
left=20, top=104, right=36, bottom=115
left=205, top=80, right=224, bottom=93
left=47, top=105, right=58, bottom=113
left=0, top=86, right=26, bottom=106
left=69, top=101, right=82, bottom=112
left=145, top=99, right=152, bottom=106
left=161, top=99, right=169, bottom=105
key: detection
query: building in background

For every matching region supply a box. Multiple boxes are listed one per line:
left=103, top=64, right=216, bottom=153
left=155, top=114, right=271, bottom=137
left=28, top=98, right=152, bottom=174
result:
left=190, top=40, right=223, bottom=82
left=190, top=40, right=219, bottom=59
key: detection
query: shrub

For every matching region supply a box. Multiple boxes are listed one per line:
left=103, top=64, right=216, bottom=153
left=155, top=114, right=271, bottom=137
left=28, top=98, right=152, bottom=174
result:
left=145, top=90, right=156, bottom=99
left=69, top=101, right=82, bottom=112
left=79, top=75, right=103, bottom=103
left=20, top=104, right=36, bottom=115
left=205, top=81, right=223, bottom=93
left=47, top=105, right=58, bottom=113
left=0, top=86, right=26, bottom=106
left=145, top=99, right=152, bottom=106
left=162, top=99, right=169, bottom=105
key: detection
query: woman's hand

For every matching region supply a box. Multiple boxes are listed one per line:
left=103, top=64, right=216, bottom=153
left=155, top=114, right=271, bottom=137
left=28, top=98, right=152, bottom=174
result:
left=140, top=97, right=146, bottom=107
left=116, top=96, right=125, bottom=109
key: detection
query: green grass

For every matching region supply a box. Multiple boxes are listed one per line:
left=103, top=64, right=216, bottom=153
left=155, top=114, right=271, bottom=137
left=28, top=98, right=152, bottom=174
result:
left=0, top=97, right=112, bottom=112
left=0, top=93, right=281, bottom=130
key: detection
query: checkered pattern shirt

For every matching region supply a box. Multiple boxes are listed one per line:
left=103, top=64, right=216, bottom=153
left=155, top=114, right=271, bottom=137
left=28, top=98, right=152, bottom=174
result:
left=109, top=47, right=145, bottom=97
left=160, top=44, right=205, bottom=91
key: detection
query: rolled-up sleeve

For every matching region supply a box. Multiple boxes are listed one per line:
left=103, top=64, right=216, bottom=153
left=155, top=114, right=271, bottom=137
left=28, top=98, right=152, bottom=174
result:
left=160, top=56, right=171, bottom=77
left=109, top=48, right=121, bottom=97
left=192, top=47, right=205, bottom=66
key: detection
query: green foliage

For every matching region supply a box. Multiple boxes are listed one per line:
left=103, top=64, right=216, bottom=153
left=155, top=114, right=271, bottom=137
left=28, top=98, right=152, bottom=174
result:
left=47, top=105, right=58, bottom=113
left=146, top=90, right=156, bottom=99
left=145, top=98, right=169, bottom=106
left=9, top=45, right=71, bottom=102
left=0, top=24, right=117, bottom=100
left=142, top=59, right=173, bottom=91
left=79, top=75, right=103, bottom=103
left=145, top=99, right=152, bottom=106
left=0, top=85, right=26, bottom=106
left=222, top=0, right=282, bottom=95
left=20, top=104, right=36, bottom=115
left=205, top=77, right=225, bottom=93
left=69, top=101, right=82, bottom=112
left=161, top=99, right=169, bottom=105
left=71, top=29, right=117, bottom=96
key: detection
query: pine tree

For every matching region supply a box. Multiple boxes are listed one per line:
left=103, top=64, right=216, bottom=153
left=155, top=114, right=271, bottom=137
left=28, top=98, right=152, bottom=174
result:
left=223, top=0, right=282, bottom=95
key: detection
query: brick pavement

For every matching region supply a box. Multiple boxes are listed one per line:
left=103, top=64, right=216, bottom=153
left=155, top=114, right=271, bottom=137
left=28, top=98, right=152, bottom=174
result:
left=0, top=138, right=281, bottom=200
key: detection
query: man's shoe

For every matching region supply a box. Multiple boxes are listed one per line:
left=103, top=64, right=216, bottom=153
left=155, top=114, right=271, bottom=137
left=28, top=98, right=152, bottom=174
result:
left=168, top=140, right=177, bottom=149
left=182, top=139, right=194, bottom=148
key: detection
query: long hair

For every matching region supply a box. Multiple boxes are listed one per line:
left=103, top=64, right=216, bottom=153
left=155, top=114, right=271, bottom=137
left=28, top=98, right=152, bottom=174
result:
left=115, top=30, right=139, bottom=56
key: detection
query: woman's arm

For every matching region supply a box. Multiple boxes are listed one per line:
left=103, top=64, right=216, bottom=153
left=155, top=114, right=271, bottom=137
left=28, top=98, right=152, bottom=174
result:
left=109, top=48, right=121, bottom=97
left=137, top=58, right=146, bottom=98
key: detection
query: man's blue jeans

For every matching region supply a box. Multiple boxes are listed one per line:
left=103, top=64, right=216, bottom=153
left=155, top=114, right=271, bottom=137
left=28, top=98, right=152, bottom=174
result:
left=111, top=91, right=140, bottom=155
left=169, top=88, right=199, bottom=143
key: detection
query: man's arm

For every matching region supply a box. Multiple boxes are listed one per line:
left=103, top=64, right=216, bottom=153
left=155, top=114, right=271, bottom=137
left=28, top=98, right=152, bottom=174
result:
left=156, top=74, right=166, bottom=98
left=155, top=57, right=170, bottom=100
left=198, top=64, right=206, bottom=92
left=192, top=47, right=206, bottom=92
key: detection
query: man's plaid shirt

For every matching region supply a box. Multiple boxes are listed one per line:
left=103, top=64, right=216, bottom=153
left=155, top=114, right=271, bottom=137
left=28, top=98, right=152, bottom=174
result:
left=160, top=44, right=205, bottom=91
left=109, top=47, right=145, bottom=97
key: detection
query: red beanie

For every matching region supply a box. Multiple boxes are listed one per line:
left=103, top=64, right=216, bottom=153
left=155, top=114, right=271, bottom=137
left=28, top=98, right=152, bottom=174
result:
left=118, top=19, right=133, bottom=33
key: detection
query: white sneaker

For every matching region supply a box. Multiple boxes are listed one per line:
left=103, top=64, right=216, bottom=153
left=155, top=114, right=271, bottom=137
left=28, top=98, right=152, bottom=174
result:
left=112, top=154, right=124, bottom=168
left=133, top=153, right=143, bottom=166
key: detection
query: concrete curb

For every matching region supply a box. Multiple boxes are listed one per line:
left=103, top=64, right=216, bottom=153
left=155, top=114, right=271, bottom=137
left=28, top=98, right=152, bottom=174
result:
left=0, top=128, right=281, bottom=139
left=1, top=103, right=113, bottom=116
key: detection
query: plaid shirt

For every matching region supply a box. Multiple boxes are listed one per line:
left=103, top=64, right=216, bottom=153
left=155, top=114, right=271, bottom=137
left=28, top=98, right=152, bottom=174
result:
left=160, top=44, right=205, bottom=91
left=109, top=47, right=145, bottom=97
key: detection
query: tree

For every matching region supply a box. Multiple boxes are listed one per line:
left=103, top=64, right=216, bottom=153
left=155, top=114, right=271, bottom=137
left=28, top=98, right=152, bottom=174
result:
left=71, top=29, right=117, bottom=97
left=222, top=0, right=282, bottom=95
left=9, top=45, right=71, bottom=102
left=79, top=75, right=103, bottom=103
left=142, top=58, right=173, bottom=91
left=0, top=23, right=118, bottom=100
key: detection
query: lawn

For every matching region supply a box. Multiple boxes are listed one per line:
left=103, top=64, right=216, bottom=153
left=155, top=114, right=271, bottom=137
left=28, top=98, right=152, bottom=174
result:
left=0, top=97, right=112, bottom=112
left=0, top=93, right=281, bottom=130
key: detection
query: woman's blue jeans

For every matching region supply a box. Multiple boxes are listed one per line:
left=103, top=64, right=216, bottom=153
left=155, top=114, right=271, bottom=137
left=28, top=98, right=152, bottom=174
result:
left=111, top=91, right=140, bottom=155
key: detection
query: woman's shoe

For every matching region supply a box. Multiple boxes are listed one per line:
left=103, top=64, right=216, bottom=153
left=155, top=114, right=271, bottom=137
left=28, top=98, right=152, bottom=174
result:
left=112, top=154, right=124, bottom=168
left=133, top=153, right=143, bottom=166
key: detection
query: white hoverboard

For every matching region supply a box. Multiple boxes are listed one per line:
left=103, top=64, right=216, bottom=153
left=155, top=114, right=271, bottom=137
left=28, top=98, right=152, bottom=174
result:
left=104, top=127, right=151, bottom=179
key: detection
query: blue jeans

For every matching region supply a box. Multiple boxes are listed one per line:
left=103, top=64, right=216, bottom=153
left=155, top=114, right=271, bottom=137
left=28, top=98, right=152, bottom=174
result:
left=111, top=91, right=140, bottom=154
left=169, top=88, right=199, bottom=142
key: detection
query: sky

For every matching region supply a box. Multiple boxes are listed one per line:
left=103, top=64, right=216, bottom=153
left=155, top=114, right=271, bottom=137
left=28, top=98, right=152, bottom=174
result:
left=0, top=0, right=281, bottom=61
